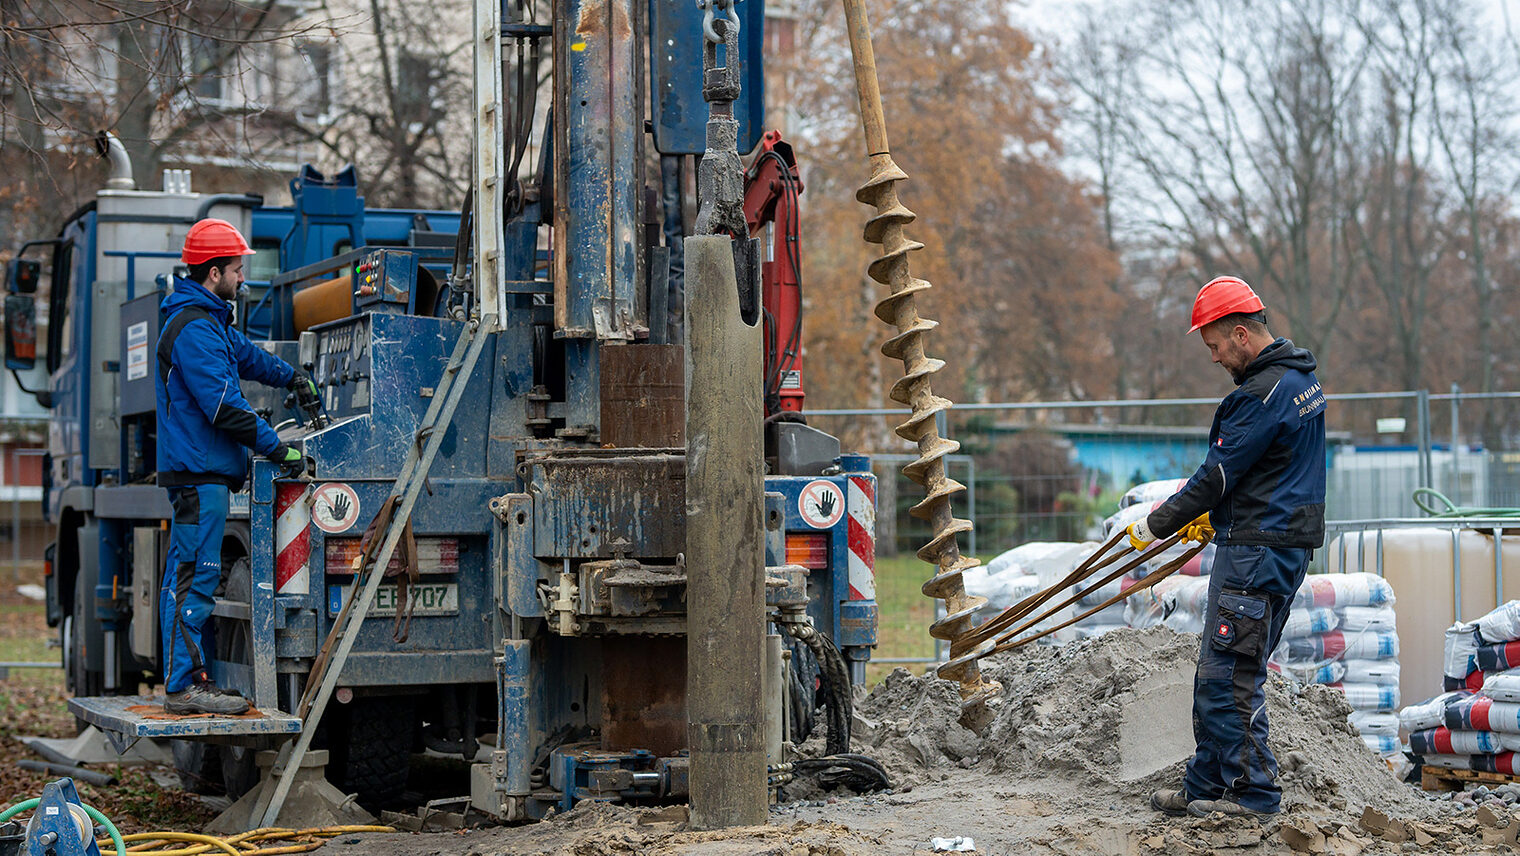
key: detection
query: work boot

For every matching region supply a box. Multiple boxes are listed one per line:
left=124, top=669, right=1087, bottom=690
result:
left=1150, top=789, right=1190, bottom=816
left=165, top=682, right=251, bottom=716
left=1187, top=798, right=1277, bottom=819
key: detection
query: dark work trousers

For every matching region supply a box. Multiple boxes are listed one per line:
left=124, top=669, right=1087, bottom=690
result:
left=159, top=484, right=229, bottom=693
left=1183, top=543, right=1311, bottom=813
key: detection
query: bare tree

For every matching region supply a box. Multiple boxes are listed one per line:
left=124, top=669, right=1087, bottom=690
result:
left=270, top=0, right=476, bottom=208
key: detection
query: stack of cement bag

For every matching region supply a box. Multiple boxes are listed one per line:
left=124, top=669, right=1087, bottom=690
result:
left=1442, top=601, right=1520, bottom=693
left=1405, top=602, right=1520, bottom=774
left=1267, top=573, right=1401, bottom=755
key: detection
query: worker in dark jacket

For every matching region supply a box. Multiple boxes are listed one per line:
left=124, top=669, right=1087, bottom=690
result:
left=1135, top=276, right=1327, bottom=819
left=155, top=218, right=317, bottom=715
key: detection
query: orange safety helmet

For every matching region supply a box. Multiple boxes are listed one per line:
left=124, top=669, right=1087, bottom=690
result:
left=1187, top=275, right=1265, bottom=334
left=182, top=218, right=255, bottom=265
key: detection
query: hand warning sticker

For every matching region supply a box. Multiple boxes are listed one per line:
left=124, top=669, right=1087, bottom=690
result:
left=311, top=483, right=361, bottom=534
left=798, top=479, right=845, bottom=529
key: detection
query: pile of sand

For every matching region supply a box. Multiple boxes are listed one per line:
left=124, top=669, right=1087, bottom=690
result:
left=849, top=626, right=1430, bottom=816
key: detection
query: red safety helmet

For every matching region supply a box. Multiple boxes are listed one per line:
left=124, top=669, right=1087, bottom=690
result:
left=1187, top=275, right=1265, bottom=334
left=182, top=218, right=255, bottom=265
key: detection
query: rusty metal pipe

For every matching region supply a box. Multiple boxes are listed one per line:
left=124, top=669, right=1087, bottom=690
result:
left=838, top=0, right=999, bottom=723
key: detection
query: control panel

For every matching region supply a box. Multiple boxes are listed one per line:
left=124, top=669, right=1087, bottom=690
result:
left=311, top=316, right=373, bottom=418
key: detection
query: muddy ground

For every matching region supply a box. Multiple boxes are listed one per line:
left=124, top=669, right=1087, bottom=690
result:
left=4, top=589, right=1513, bottom=854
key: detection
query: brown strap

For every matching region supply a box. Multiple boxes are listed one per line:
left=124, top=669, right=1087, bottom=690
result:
left=989, top=536, right=1208, bottom=655
left=962, top=528, right=1181, bottom=647
left=355, top=495, right=421, bottom=643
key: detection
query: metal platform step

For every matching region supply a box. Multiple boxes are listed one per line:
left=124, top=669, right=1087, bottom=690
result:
left=68, top=695, right=301, bottom=753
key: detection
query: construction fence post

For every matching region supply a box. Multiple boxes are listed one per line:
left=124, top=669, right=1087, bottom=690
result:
left=1449, top=383, right=1461, bottom=504
left=1417, top=389, right=1433, bottom=493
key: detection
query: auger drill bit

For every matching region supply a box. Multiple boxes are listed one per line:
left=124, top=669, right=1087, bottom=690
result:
left=840, top=0, right=1000, bottom=722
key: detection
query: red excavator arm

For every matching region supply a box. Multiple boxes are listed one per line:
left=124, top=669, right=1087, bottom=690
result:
left=743, top=130, right=804, bottom=416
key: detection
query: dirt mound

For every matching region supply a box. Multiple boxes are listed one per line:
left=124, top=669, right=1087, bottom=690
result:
left=851, top=626, right=1428, bottom=816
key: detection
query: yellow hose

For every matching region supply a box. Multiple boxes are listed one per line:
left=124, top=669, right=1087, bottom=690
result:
left=98, top=825, right=396, bottom=856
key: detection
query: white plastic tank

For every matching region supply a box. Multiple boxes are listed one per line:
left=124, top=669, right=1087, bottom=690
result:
left=1329, top=527, right=1520, bottom=709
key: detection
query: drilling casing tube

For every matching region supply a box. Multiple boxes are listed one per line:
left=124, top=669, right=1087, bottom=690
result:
left=684, top=234, right=768, bottom=829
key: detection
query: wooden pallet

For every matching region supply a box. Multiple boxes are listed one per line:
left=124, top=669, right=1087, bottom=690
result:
left=1421, top=766, right=1520, bottom=792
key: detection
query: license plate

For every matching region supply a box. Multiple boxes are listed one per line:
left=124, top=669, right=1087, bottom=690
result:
left=326, top=583, right=458, bottom=617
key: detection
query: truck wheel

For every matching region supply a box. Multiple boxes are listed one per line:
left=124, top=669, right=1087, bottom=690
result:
left=172, top=739, right=223, bottom=794
left=219, top=744, right=260, bottom=799
left=67, top=581, right=103, bottom=732
left=325, top=696, right=415, bottom=809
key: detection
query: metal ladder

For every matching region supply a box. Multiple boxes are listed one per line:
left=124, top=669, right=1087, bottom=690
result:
left=258, top=314, right=496, bottom=827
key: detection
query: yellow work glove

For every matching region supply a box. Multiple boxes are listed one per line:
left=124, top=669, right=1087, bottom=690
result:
left=1126, top=518, right=1156, bottom=552
left=1181, top=514, right=1214, bottom=544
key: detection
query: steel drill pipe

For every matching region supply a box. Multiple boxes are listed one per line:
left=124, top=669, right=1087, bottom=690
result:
left=839, top=0, right=999, bottom=718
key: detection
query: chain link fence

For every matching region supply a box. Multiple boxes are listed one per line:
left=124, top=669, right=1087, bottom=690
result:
left=809, top=389, right=1520, bottom=565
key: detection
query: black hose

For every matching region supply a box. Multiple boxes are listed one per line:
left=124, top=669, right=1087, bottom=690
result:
left=792, top=757, right=891, bottom=793
left=796, top=627, right=852, bottom=756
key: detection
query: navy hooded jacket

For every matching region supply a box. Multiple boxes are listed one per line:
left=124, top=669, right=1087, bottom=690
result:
left=155, top=276, right=294, bottom=488
left=1147, top=338, right=1327, bottom=549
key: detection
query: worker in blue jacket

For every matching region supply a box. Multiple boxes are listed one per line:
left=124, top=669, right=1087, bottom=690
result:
left=1133, top=276, right=1327, bottom=819
left=155, top=219, right=318, bottom=715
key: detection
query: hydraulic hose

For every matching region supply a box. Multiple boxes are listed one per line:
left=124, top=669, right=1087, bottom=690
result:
left=782, top=622, right=852, bottom=755
left=94, top=825, right=397, bottom=856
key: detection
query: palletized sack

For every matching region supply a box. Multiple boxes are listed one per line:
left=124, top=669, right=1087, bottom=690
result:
left=1119, top=478, right=1188, bottom=508
left=1445, top=696, right=1520, bottom=733
left=1482, top=672, right=1520, bottom=703
left=1079, top=577, right=1125, bottom=606
left=1280, top=607, right=1338, bottom=640
left=1400, top=691, right=1472, bottom=732
left=1343, top=659, right=1400, bottom=686
left=1445, top=623, right=1481, bottom=682
left=1124, top=574, right=1209, bottom=633
left=1420, top=754, right=1473, bottom=770
left=1476, top=640, right=1520, bottom=673
left=1271, top=659, right=1346, bottom=685
left=1446, top=670, right=1486, bottom=693
left=1293, top=572, right=1395, bottom=609
left=1409, top=727, right=1520, bottom=755
left=1349, top=711, right=1400, bottom=737
left=1339, top=606, right=1397, bottom=633
left=1472, top=753, right=1520, bottom=775
left=1280, top=630, right=1399, bottom=662
left=1328, top=682, right=1400, bottom=712
left=1476, top=601, right=1520, bottom=644
left=1361, top=734, right=1401, bottom=756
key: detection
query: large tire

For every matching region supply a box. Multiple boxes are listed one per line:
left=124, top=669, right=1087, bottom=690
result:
left=325, top=696, right=415, bottom=809
left=172, top=739, right=223, bottom=794
left=215, top=557, right=260, bottom=800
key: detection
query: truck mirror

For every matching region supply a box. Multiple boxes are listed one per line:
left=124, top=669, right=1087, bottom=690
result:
left=5, top=293, right=37, bottom=370
left=8, top=258, right=40, bottom=293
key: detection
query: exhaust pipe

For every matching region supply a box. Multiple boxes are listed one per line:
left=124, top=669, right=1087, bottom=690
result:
left=94, top=131, right=135, bottom=190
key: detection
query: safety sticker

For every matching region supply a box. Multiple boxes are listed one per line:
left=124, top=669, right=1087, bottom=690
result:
left=798, top=479, right=845, bottom=529
left=311, top=483, right=361, bottom=534
left=126, top=321, right=148, bottom=381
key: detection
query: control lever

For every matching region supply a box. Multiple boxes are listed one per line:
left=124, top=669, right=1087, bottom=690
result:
left=286, top=360, right=329, bottom=430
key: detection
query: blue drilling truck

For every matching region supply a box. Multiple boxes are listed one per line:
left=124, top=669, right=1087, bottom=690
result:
left=2, top=0, right=880, bottom=823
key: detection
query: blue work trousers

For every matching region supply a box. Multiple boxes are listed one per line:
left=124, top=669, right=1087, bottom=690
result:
left=159, top=484, right=229, bottom=693
left=1183, top=543, right=1311, bottom=814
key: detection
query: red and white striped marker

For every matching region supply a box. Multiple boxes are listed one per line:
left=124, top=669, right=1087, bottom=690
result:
left=275, top=483, right=312, bottom=595
left=846, top=474, right=876, bottom=601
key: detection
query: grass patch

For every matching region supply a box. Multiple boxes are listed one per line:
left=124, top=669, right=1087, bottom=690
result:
left=866, top=554, right=940, bottom=687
